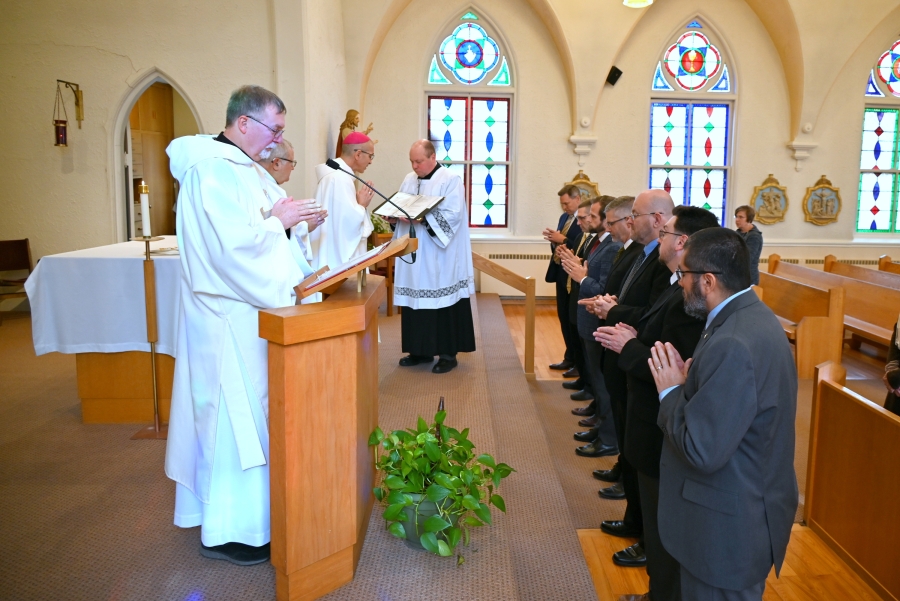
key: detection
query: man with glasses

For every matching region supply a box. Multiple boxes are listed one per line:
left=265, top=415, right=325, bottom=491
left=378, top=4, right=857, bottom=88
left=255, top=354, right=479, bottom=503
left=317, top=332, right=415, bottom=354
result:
left=258, top=139, right=326, bottom=269
left=165, top=85, right=316, bottom=566
left=590, top=189, right=674, bottom=570
left=596, top=206, right=718, bottom=601
left=649, top=228, right=797, bottom=601
left=310, top=131, right=377, bottom=277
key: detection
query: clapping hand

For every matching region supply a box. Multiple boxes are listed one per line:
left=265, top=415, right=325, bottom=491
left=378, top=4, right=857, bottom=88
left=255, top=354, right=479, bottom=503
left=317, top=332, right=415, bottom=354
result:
left=594, top=322, right=637, bottom=353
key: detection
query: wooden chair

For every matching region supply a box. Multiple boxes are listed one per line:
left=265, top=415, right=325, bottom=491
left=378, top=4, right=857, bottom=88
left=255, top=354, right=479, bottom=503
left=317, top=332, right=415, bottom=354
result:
left=367, top=231, right=395, bottom=316
left=0, top=239, right=33, bottom=325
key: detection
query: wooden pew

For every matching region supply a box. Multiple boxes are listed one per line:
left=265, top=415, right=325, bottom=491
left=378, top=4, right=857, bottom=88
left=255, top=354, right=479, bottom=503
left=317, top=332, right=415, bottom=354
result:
left=806, top=362, right=900, bottom=600
left=769, top=254, right=899, bottom=350
left=878, top=254, right=900, bottom=275
left=824, top=254, right=900, bottom=290
left=756, top=272, right=843, bottom=378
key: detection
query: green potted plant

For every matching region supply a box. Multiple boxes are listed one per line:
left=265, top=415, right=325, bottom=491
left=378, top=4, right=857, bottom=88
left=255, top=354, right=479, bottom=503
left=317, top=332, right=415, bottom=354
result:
left=368, top=401, right=514, bottom=559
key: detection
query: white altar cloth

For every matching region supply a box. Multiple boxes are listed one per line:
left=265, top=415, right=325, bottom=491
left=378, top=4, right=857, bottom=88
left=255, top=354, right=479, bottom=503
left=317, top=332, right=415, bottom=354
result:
left=26, top=236, right=181, bottom=357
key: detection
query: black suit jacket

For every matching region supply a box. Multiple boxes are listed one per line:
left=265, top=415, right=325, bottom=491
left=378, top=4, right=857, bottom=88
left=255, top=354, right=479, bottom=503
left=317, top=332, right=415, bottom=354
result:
left=618, top=281, right=704, bottom=477
left=567, top=232, right=595, bottom=324
left=589, top=241, right=643, bottom=370
left=545, top=212, right=582, bottom=283
left=602, top=244, right=672, bottom=404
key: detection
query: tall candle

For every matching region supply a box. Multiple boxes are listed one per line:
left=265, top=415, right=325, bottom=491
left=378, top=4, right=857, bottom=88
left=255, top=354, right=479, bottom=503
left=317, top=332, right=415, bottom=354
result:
left=139, top=181, right=151, bottom=238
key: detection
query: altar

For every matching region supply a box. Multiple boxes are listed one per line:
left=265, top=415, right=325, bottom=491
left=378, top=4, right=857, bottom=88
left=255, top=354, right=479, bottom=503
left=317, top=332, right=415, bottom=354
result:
left=26, top=236, right=180, bottom=423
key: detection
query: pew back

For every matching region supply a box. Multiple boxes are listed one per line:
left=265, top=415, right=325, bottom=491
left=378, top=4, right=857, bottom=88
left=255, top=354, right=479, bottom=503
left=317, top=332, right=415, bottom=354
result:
left=824, top=255, right=900, bottom=290
left=878, top=255, right=900, bottom=275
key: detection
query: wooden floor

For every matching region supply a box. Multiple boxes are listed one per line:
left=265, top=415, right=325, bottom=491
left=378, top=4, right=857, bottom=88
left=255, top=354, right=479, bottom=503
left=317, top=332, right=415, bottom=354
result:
left=501, top=300, right=886, bottom=601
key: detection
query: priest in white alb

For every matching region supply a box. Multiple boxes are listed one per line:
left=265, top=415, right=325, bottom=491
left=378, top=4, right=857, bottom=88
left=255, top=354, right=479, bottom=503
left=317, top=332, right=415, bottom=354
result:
left=309, top=131, right=375, bottom=273
left=165, top=85, right=316, bottom=566
left=392, top=139, right=476, bottom=374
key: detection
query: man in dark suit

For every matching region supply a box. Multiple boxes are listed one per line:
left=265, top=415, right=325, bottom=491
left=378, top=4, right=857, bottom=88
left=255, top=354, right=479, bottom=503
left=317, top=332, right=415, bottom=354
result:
left=543, top=185, right=583, bottom=373
left=589, top=189, right=674, bottom=568
left=597, top=206, right=719, bottom=601
left=560, top=196, right=621, bottom=453
left=650, top=228, right=798, bottom=600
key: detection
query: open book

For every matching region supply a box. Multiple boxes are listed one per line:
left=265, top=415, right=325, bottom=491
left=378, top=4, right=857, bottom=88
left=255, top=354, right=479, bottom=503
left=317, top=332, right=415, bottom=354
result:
left=299, top=241, right=390, bottom=293
left=373, top=192, right=444, bottom=220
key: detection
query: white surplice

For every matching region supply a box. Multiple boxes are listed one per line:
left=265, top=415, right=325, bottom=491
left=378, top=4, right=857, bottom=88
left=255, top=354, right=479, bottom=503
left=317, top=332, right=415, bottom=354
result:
left=255, top=165, right=315, bottom=268
left=309, top=158, right=373, bottom=273
left=164, top=135, right=313, bottom=545
left=393, top=166, right=475, bottom=310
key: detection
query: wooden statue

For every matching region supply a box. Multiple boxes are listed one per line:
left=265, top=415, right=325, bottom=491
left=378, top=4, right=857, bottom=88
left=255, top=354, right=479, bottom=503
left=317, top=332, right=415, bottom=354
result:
left=336, top=110, right=374, bottom=157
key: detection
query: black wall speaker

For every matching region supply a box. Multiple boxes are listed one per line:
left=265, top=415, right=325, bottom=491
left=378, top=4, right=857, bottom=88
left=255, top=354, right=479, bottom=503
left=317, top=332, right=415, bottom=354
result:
left=606, top=66, right=623, bottom=86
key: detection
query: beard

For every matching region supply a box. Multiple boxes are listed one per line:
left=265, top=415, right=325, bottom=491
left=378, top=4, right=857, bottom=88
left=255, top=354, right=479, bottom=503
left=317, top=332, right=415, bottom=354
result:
left=682, top=275, right=709, bottom=320
left=258, top=143, right=277, bottom=160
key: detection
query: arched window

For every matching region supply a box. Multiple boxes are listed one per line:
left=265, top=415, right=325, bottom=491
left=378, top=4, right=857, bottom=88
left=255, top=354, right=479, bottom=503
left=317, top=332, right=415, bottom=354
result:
left=647, top=19, right=734, bottom=225
left=857, top=40, right=900, bottom=233
left=426, top=11, right=513, bottom=228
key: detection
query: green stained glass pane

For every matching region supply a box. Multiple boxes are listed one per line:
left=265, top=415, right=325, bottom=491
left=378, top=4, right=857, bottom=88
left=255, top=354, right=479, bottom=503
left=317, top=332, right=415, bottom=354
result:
left=705, top=164, right=711, bottom=169
left=483, top=200, right=494, bottom=209
left=427, top=55, right=451, bottom=85
left=442, top=115, right=453, bottom=126
left=485, top=116, right=495, bottom=127
left=461, top=11, right=479, bottom=20
left=704, top=122, right=714, bottom=133
left=664, top=122, right=674, bottom=132
left=703, top=203, right=711, bottom=210
left=444, top=155, right=452, bottom=161
left=487, top=57, right=511, bottom=87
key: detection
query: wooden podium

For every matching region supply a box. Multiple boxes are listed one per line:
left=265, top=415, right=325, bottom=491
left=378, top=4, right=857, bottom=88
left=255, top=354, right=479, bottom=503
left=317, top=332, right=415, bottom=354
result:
left=258, top=236, right=416, bottom=601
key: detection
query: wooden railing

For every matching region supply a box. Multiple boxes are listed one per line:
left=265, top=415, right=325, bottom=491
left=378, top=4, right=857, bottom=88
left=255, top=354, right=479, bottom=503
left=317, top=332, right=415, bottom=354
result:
left=472, top=252, right=536, bottom=378
left=807, top=361, right=900, bottom=600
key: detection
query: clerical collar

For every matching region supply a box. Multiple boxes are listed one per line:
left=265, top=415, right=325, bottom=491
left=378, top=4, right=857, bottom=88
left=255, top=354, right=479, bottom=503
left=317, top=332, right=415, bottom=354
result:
left=418, top=163, right=442, bottom=180
left=214, top=132, right=254, bottom=161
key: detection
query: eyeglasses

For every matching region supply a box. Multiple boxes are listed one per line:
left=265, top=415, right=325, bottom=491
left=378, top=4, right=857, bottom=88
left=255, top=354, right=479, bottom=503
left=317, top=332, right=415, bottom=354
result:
left=273, top=156, right=297, bottom=167
left=675, top=267, right=722, bottom=281
left=658, top=228, right=686, bottom=239
left=632, top=211, right=662, bottom=219
left=245, top=115, right=285, bottom=138
left=607, top=215, right=630, bottom=226
left=357, top=149, right=375, bottom=160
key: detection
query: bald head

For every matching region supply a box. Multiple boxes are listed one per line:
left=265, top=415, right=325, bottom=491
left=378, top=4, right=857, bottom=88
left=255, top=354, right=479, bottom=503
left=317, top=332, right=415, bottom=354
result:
left=631, top=189, right=675, bottom=245
left=410, top=139, right=438, bottom=177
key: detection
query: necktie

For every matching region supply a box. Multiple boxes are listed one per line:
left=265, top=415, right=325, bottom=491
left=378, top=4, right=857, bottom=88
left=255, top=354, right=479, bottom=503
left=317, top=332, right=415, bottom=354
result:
left=567, top=233, right=590, bottom=293
left=618, top=249, right=647, bottom=300
left=587, top=236, right=601, bottom=257
left=613, top=247, right=625, bottom=264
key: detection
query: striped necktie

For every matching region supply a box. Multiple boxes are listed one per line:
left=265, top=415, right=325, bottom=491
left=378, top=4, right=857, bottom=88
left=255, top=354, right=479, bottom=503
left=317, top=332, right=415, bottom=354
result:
left=567, top=233, right=591, bottom=293
left=618, top=249, right=647, bottom=299
left=613, top=247, right=625, bottom=264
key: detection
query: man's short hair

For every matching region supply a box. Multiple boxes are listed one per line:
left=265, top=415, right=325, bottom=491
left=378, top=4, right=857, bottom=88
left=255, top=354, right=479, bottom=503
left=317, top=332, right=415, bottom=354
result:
left=558, top=184, right=582, bottom=198
left=596, top=195, right=617, bottom=211
left=225, top=85, right=286, bottom=128
left=672, top=205, right=720, bottom=237
left=605, top=196, right=635, bottom=216
left=683, top=228, right=751, bottom=295
left=261, top=139, right=293, bottom=163
left=578, top=198, right=593, bottom=209
left=735, top=205, right=756, bottom=222
left=418, top=139, right=436, bottom=157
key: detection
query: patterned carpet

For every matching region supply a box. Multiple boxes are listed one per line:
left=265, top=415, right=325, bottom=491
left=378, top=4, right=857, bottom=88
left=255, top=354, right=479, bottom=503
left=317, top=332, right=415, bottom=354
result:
left=0, top=295, right=597, bottom=601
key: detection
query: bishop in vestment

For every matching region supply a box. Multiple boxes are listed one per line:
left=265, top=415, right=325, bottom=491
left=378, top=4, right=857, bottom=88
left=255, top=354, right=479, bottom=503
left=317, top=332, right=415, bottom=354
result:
left=393, top=139, right=475, bottom=373
left=165, top=86, right=315, bottom=566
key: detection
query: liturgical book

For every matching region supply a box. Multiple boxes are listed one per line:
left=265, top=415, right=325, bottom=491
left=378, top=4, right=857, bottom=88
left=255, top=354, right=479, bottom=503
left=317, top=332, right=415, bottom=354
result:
left=373, top=192, right=444, bottom=220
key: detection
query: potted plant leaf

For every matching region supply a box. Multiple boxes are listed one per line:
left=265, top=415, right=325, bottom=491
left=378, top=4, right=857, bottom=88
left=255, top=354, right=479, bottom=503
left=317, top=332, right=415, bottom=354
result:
left=368, top=400, right=514, bottom=558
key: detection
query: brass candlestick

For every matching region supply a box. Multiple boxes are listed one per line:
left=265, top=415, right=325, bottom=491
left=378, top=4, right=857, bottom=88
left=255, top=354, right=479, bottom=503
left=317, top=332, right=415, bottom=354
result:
left=131, top=236, right=168, bottom=440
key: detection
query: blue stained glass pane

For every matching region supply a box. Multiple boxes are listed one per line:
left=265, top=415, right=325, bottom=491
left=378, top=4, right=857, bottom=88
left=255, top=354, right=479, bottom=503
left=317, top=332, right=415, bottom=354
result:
left=875, top=140, right=882, bottom=160
left=652, top=63, right=675, bottom=91
left=487, top=100, right=494, bottom=111
left=443, top=130, right=451, bottom=151
left=485, top=173, right=493, bottom=194
left=444, top=98, right=452, bottom=109
left=856, top=172, right=894, bottom=231
left=429, top=97, right=467, bottom=161
left=859, top=108, right=897, bottom=170
left=871, top=220, right=878, bottom=230
left=485, top=214, right=493, bottom=226
left=866, top=70, right=886, bottom=97
left=486, top=132, right=494, bottom=152
left=470, top=164, right=506, bottom=226
left=471, top=99, right=508, bottom=162
left=687, top=20, right=703, bottom=28
left=874, top=180, right=881, bottom=200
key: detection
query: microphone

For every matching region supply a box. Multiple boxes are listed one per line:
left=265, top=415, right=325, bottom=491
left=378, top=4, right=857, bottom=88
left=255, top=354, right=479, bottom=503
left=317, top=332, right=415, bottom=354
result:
left=325, top=159, right=416, bottom=263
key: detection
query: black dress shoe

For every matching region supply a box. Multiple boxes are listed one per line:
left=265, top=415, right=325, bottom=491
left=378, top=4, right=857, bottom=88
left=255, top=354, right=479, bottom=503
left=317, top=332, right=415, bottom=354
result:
left=562, top=367, right=580, bottom=378
left=573, top=427, right=599, bottom=442
left=200, top=542, right=270, bottom=566
left=549, top=360, right=574, bottom=370
left=399, top=354, right=433, bottom=366
left=562, top=379, right=583, bottom=390
left=570, top=389, right=594, bottom=401
left=598, top=482, right=626, bottom=499
left=612, top=543, right=647, bottom=568
left=432, top=358, right=458, bottom=373
left=572, top=406, right=594, bottom=417
left=579, top=414, right=599, bottom=428
left=601, top=520, right=642, bottom=538
left=575, top=441, right=617, bottom=457
left=592, top=462, right=621, bottom=482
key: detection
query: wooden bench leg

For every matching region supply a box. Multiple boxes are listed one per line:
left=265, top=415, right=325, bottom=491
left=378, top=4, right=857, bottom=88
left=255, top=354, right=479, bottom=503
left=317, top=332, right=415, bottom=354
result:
left=846, top=333, right=862, bottom=351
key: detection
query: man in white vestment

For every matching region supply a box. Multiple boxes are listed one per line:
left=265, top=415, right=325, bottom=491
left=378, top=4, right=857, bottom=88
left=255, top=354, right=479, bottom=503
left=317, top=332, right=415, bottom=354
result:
left=393, top=139, right=475, bottom=374
left=309, top=131, right=376, bottom=272
left=257, top=139, right=326, bottom=270
left=165, top=85, right=316, bottom=566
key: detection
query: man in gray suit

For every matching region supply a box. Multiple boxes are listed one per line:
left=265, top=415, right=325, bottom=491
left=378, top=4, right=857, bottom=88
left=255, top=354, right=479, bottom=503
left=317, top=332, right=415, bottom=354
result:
left=649, top=228, right=798, bottom=600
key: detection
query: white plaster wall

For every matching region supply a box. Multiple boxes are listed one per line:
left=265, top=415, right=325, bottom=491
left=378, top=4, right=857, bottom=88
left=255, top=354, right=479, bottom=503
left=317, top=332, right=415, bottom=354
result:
left=0, top=0, right=276, bottom=261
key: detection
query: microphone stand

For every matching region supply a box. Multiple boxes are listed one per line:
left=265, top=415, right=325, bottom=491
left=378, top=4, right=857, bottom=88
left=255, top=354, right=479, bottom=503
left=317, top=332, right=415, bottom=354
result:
left=325, top=159, right=416, bottom=263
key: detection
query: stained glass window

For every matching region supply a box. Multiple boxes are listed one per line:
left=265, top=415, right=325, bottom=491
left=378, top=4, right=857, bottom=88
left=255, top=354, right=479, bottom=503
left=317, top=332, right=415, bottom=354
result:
left=429, top=97, right=510, bottom=227
left=648, top=102, right=730, bottom=223
left=651, top=20, right=731, bottom=94
left=428, top=12, right=511, bottom=88
left=876, top=40, right=900, bottom=98
left=856, top=108, right=900, bottom=232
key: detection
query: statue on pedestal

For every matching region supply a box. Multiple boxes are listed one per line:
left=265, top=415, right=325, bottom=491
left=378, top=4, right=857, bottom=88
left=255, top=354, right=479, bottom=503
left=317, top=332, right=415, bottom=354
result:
left=336, top=110, right=374, bottom=157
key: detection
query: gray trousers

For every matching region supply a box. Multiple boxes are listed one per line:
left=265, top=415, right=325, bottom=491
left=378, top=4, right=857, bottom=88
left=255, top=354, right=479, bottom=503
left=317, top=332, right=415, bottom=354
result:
left=680, top=566, right=766, bottom=601
left=638, top=471, right=681, bottom=601
left=582, top=337, right=617, bottom=447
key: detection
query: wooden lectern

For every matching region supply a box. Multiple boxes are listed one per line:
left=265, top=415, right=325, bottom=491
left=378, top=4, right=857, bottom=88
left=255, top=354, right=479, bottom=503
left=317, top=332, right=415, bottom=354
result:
left=258, top=236, right=416, bottom=601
